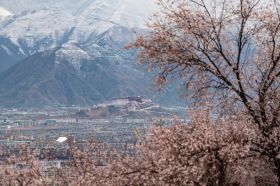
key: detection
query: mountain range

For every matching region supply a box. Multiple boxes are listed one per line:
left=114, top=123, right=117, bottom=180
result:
left=0, top=0, right=184, bottom=108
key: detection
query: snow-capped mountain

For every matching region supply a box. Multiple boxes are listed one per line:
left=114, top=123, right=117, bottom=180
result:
left=0, top=0, right=156, bottom=28
left=0, top=0, right=156, bottom=64
left=0, top=5, right=147, bottom=70
left=0, top=0, right=88, bottom=14
left=0, top=9, right=75, bottom=54
left=0, top=0, right=182, bottom=108
left=76, top=0, right=156, bottom=29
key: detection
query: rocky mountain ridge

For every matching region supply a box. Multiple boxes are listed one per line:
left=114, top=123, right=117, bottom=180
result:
left=0, top=0, right=183, bottom=108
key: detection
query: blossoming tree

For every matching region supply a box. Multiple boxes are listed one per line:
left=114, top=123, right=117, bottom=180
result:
left=131, top=0, right=280, bottom=183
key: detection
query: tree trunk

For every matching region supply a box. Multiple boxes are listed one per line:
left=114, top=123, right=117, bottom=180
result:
left=274, top=159, right=280, bottom=186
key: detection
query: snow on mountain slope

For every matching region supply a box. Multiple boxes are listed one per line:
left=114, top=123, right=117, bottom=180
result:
left=0, top=6, right=143, bottom=73
left=0, top=0, right=88, bottom=14
left=56, top=43, right=92, bottom=70
left=0, top=6, right=12, bottom=17
left=0, top=0, right=157, bottom=51
left=0, top=9, right=75, bottom=55
left=0, top=0, right=157, bottom=28
left=78, top=0, right=156, bottom=29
